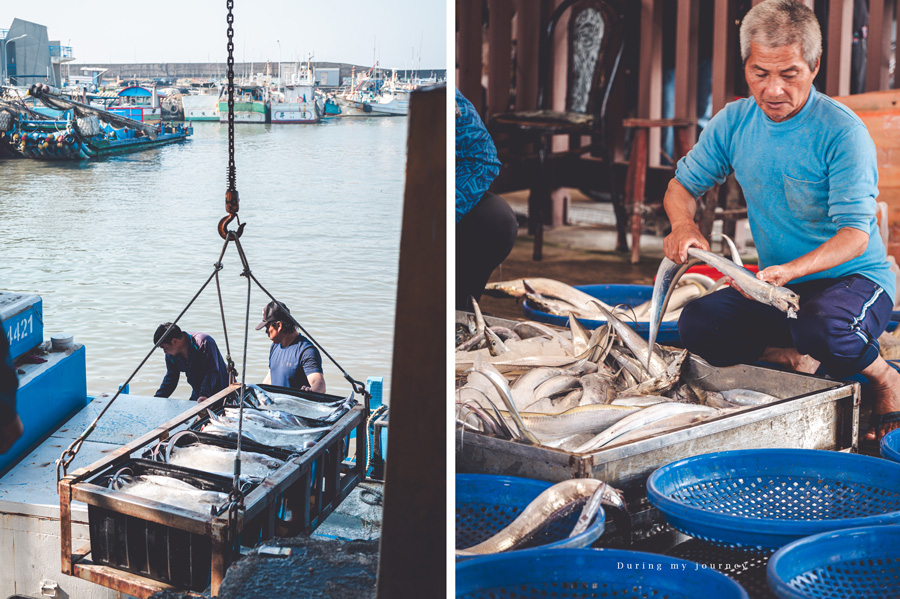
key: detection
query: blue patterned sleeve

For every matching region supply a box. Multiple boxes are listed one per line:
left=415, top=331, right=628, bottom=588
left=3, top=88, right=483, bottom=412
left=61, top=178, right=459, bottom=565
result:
left=456, top=88, right=502, bottom=223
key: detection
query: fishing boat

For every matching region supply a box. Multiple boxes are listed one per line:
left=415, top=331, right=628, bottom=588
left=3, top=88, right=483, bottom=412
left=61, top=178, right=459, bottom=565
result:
left=103, top=85, right=163, bottom=122
left=12, top=117, right=192, bottom=160
left=217, top=84, right=270, bottom=123
left=271, top=69, right=321, bottom=124
left=12, top=85, right=192, bottom=160
left=182, top=90, right=220, bottom=121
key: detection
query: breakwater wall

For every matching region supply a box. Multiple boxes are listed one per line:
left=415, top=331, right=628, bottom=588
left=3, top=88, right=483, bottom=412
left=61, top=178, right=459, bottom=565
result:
left=67, top=62, right=446, bottom=83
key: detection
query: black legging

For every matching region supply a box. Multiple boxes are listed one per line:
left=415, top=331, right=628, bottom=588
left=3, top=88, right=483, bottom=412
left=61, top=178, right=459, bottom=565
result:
left=455, top=192, right=518, bottom=311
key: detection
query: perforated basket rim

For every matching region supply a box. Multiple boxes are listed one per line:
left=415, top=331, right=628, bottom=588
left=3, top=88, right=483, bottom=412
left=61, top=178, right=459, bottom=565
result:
left=455, top=473, right=606, bottom=554
left=766, top=524, right=900, bottom=599
left=881, top=428, right=900, bottom=463
left=646, top=449, right=900, bottom=536
left=455, top=547, right=750, bottom=598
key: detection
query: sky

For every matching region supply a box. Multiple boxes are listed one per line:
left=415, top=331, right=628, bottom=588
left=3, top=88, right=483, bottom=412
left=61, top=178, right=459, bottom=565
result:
left=1, top=1, right=447, bottom=69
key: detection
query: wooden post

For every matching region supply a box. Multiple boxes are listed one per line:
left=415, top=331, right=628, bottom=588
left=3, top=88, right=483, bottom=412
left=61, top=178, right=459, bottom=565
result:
left=674, top=0, right=699, bottom=144
left=515, top=0, right=541, bottom=110
left=374, top=85, right=446, bottom=599
left=711, top=0, right=736, bottom=116
left=866, top=0, right=893, bottom=91
left=487, top=0, right=514, bottom=118
left=458, top=0, right=484, bottom=113
left=629, top=128, right=649, bottom=264
left=826, top=0, right=853, bottom=97
left=638, top=0, right=664, bottom=167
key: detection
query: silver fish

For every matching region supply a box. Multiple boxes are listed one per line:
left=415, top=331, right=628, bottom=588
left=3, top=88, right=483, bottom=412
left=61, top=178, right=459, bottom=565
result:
left=687, top=248, right=800, bottom=318
left=647, top=257, right=700, bottom=367
left=111, top=474, right=230, bottom=514
left=455, top=478, right=616, bottom=556
left=473, top=361, right=541, bottom=445
left=484, top=327, right=510, bottom=357
left=720, top=388, right=781, bottom=406
left=621, top=349, right=688, bottom=396
left=168, top=444, right=284, bottom=479
left=471, top=296, right=486, bottom=337
left=504, top=404, right=639, bottom=440
left=720, top=233, right=743, bottom=266
left=592, top=302, right=668, bottom=378
left=573, top=403, right=718, bottom=453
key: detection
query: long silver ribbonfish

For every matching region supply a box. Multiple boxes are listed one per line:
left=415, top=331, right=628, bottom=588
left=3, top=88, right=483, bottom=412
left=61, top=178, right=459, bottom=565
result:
left=167, top=443, right=285, bottom=479
left=456, top=479, right=620, bottom=556
left=647, top=248, right=800, bottom=367
left=110, top=474, right=230, bottom=515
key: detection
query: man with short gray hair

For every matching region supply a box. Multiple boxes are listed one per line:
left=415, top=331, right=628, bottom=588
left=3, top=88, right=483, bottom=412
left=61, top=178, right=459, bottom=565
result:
left=662, top=0, right=900, bottom=442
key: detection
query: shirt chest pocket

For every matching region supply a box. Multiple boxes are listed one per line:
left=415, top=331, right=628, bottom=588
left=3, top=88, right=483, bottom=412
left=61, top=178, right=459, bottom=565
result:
left=783, top=174, right=830, bottom=222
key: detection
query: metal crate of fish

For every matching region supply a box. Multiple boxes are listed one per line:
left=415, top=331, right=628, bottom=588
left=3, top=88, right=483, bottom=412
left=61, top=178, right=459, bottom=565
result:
left=59, top=383, right=366, bottom=597
left=455, top=313, right=858, bottom=495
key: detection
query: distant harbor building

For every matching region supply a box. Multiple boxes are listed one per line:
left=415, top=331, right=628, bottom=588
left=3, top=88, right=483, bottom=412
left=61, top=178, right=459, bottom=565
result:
left=1, top=18, right=74, bottom=86
left=315, top=68, right=341, bottom=87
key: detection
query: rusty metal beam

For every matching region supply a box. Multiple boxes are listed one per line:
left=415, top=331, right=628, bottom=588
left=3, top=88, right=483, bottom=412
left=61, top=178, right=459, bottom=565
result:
left=73, top=558, right=184, bottom=599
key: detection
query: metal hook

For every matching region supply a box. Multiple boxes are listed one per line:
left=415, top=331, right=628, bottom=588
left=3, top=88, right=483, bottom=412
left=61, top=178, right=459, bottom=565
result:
left=218, top=213, right=246, bottom=240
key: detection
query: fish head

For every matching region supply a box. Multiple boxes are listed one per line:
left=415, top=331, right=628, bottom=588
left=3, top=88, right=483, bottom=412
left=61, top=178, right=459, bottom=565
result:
left=772, top=287, right=801, bottom=318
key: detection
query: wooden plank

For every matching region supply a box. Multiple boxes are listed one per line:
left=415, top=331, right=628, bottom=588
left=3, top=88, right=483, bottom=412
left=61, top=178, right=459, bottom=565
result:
left=638, top=0, right=664, bottom=167
left=834, top=90, right=900, bottom=263
left=515, top=0, right=541, bottom=110
left=487, top=0, right=514, bottom=118
left=825, top=0, right=853, bottom=97
left=374, top=85, right=446, bottom=598
left=866, top=0, right=892, bottom=91
left=674, top=0, right=699, bottom=143
left=711, top=0, right=736, bottom=116
left=457, top=0, right=484, bottom=114
left=630, top=128, right=649, bottom=264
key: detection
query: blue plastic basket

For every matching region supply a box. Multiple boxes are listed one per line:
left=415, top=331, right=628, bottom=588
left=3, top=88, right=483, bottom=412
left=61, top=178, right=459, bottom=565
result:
left=881, top=428, right=900, bottom=463
left=647, top=449, right=900, bottom=551
left=456, top=474, right=605, bottom=557
left=455, top=548, right=749, bottom=598
left=767, top=525, right=900, bottom=599
left=521, top=284, right=682, bottom=344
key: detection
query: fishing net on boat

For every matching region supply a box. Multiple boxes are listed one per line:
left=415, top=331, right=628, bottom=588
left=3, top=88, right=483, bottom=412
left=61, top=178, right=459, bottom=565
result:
left=0, top=110, right=13, bottom=132
left=75, top=115, right=101, bottom=137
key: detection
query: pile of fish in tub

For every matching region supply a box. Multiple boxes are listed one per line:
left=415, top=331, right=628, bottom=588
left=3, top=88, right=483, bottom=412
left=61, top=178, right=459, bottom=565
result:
left=456, top=297, right=785, bottom=454
left=94, top=385, right=356, bottom=517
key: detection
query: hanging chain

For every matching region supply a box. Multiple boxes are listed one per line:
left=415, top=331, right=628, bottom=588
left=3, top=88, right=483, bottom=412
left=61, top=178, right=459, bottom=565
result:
left=219, top=0, right=244, bottom=240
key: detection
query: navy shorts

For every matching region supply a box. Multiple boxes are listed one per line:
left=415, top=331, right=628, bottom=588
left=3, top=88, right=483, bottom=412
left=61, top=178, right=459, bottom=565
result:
left=678, top=274, right=893, bottom=377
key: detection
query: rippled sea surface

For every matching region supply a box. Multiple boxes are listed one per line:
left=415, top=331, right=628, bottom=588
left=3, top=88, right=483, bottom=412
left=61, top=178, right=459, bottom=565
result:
left=1, top=117, right=406, bottom=401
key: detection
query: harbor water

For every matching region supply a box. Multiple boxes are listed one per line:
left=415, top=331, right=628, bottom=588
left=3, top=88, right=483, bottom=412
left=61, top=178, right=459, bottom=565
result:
left=0, top=117, right=406, bottom=403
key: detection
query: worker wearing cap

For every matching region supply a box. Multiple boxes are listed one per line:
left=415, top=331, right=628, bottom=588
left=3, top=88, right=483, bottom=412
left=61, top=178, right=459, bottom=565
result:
left=153, top=323, right=230, bottom=401
left=256, top=301, right=325, bottom=393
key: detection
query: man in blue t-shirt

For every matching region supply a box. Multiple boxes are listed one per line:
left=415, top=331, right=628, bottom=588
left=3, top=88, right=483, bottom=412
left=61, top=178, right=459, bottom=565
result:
left=662, top=0, right=900, bottom=442
left=153, top=323, right=230, bottom=402
left=256, top=301, right=325, bottom=393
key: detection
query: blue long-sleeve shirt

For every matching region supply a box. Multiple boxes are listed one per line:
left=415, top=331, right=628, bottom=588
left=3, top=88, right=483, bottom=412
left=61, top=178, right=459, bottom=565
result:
left=155, top=332, right=229, bottom=401
left=675, top=87, right=895, bottom=303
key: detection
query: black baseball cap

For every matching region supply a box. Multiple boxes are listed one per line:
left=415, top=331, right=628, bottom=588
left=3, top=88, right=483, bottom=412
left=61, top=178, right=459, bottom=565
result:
left=256, top=301, right=291, bottom=330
